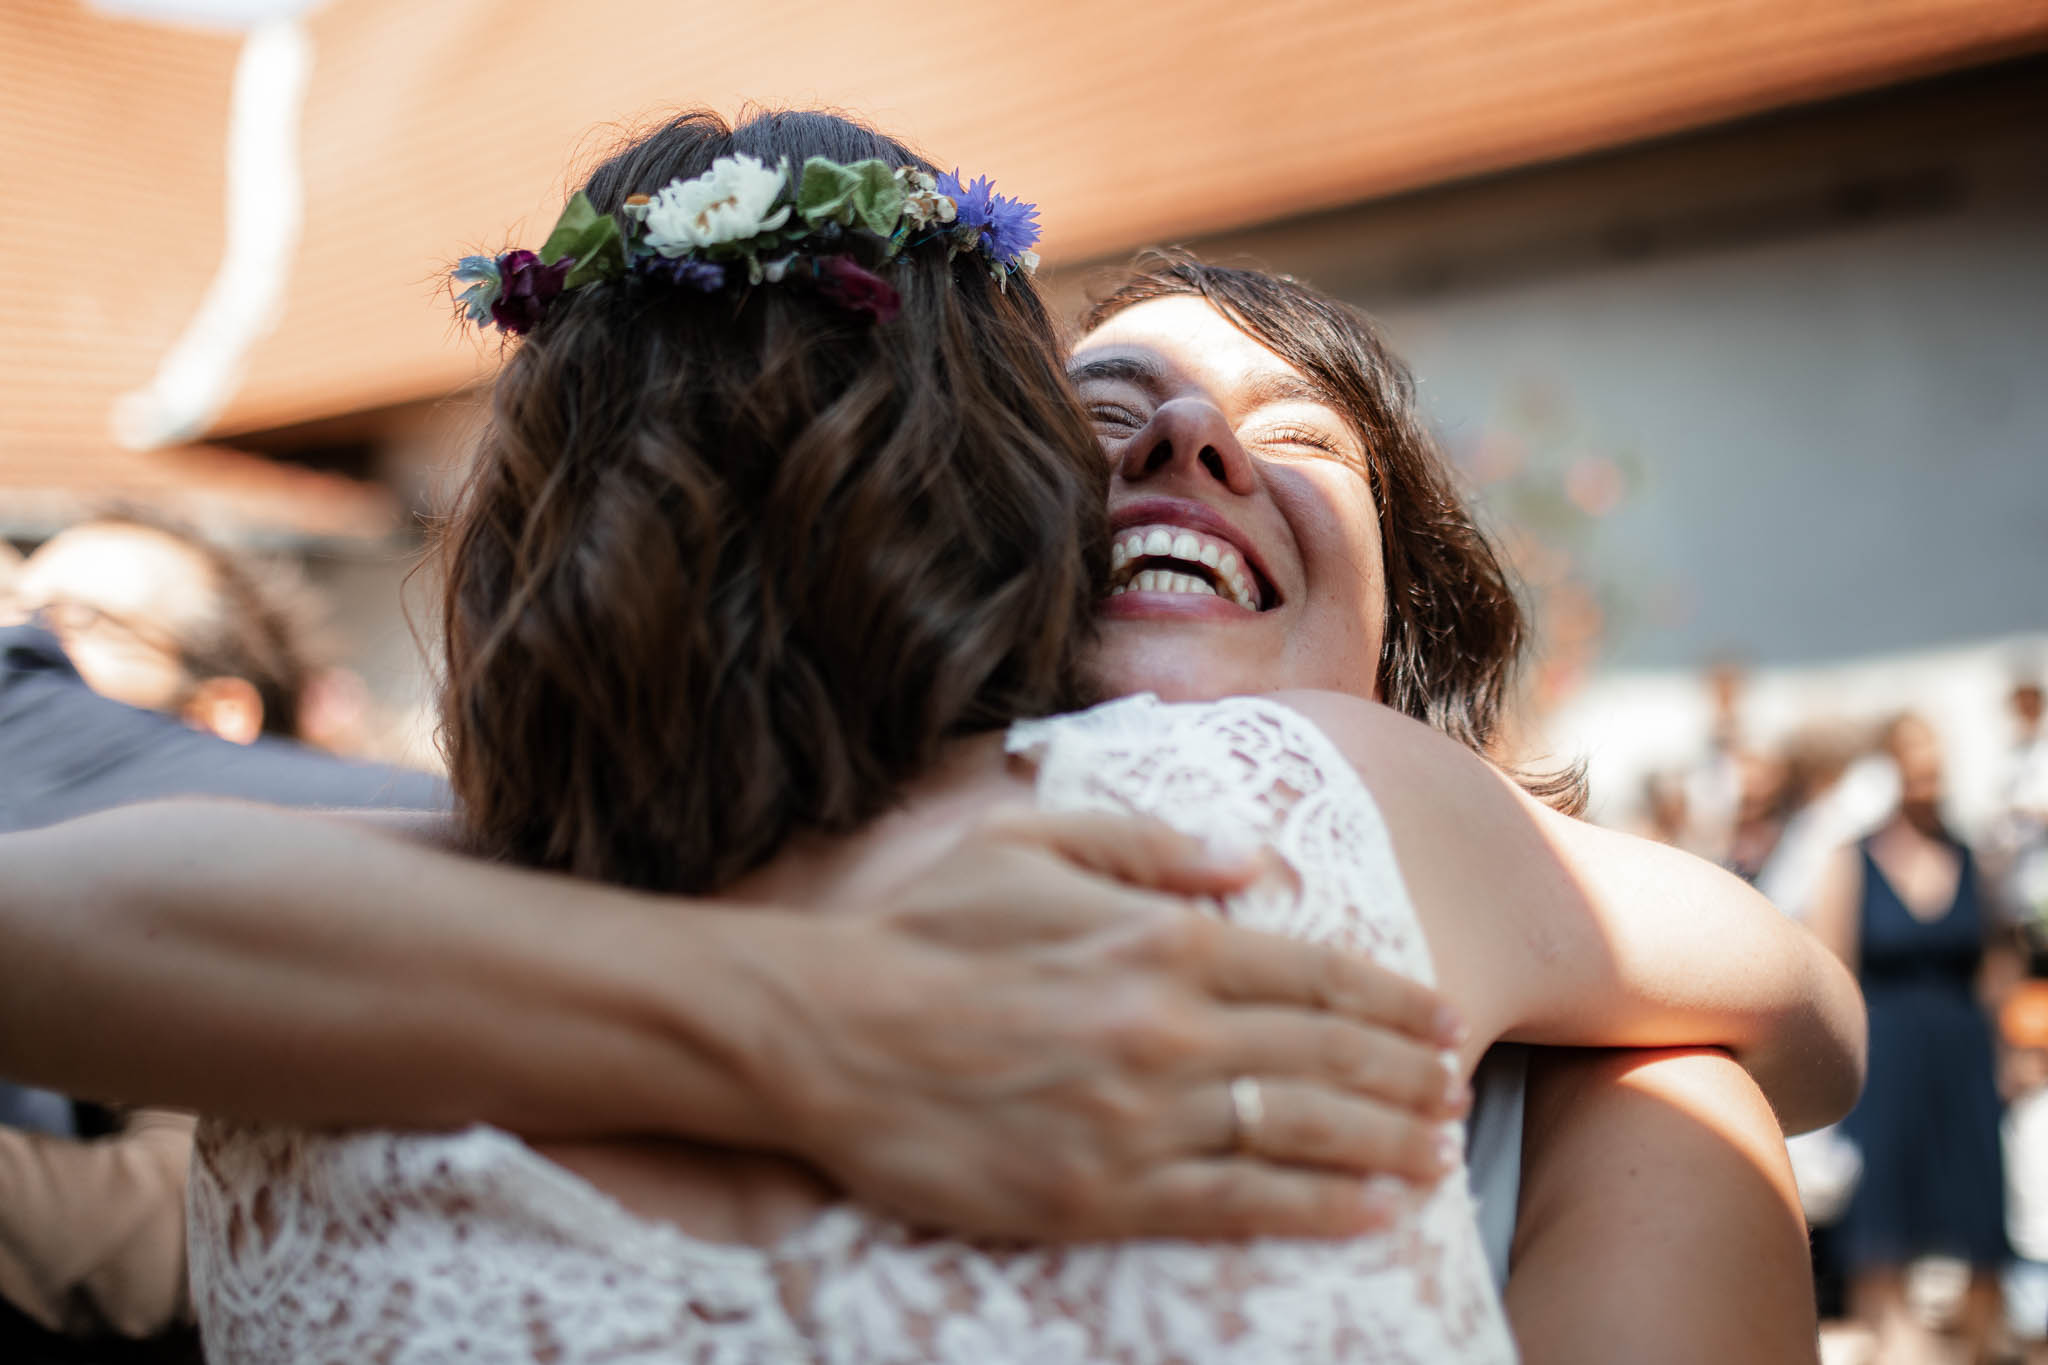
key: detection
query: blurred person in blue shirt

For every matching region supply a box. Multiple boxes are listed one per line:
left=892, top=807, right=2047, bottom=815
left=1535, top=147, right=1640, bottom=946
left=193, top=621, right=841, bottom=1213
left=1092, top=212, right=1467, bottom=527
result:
left=0, top=512, right=441, bottom=1359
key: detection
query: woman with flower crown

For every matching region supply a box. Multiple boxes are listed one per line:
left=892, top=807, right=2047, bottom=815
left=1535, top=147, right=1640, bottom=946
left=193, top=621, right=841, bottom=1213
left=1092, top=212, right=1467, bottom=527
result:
left=155, top=107, right=1862, bottom=1364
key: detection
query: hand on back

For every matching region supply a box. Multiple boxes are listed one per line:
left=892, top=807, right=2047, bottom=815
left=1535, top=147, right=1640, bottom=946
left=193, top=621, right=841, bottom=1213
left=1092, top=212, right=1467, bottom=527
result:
left=769, top=809, right=1469, bottom=1241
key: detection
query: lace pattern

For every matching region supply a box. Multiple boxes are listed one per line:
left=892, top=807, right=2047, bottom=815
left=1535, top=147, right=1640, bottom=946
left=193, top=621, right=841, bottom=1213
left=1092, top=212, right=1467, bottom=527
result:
left=190, top=695, right=1517, bottom=1363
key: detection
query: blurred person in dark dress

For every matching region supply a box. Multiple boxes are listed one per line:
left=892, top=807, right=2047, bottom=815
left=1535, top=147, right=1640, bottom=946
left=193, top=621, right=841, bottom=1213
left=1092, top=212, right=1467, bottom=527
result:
left=1812, top=713, right=2011, bottom=1364
left=0, top=513, right=441, bottom=1361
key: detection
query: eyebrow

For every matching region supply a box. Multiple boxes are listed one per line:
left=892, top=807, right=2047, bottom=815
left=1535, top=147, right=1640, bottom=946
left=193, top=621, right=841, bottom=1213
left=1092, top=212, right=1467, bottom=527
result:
left=1066, top=354, right=1165, bottom=389
left=1237, top=372, right=1335, bottom=410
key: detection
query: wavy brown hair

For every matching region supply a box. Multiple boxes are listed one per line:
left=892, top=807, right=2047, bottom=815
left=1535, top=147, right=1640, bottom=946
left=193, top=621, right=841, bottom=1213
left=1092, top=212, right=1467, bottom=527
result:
left=1087, top=254, right=1584, bottom=811
left=440, top=110, right=1108, bottom=893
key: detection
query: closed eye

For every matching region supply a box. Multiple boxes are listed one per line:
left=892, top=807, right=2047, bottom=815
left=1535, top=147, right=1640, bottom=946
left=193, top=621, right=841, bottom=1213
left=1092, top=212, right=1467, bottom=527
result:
left=1254, top=424, right=1343, bottom=455
left=1087, top=402, right=1147, bottom=429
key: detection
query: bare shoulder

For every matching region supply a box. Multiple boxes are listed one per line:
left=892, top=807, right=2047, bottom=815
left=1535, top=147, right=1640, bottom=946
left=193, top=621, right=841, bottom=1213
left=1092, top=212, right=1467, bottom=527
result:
left=1256, top=690, right=1588, bottom=1052
left=1259, top=689, right=1510, bottom=792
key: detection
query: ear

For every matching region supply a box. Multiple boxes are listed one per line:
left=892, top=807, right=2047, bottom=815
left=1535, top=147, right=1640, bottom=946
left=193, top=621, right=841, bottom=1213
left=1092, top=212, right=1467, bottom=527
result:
left=182, top=675, right=265, bottom=746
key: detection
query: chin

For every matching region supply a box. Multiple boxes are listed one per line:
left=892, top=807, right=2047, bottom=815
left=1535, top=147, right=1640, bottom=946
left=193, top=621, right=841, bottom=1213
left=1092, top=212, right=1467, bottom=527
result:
left=1085, top=631, right=1277, bottom=705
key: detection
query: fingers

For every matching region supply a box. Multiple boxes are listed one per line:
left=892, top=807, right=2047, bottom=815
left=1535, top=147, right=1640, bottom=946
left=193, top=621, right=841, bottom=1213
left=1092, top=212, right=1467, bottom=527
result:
left=1187, top=917, right=1462, bottom=1047
left=1123, top=1159, right=1415, bottom=1240
left=892, top=869, right=1188, bottom=949
left=1215, top=1008, right=1468, bottom=1119
left=975, top=808, right=1262, bottom=897
left=1185, top=1077, right=1457, bottom=1184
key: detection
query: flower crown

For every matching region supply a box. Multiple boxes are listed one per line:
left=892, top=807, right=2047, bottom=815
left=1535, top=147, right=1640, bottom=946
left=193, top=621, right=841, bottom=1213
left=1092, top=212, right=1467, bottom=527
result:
left=453, top=153, right=1041, bottom=335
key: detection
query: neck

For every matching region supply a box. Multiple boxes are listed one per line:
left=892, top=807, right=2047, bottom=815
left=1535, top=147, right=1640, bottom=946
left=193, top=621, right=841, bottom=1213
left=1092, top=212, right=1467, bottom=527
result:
left=1893, top=799, right=1946, bottom=840
left=721, top=730, right=1025, bottom=911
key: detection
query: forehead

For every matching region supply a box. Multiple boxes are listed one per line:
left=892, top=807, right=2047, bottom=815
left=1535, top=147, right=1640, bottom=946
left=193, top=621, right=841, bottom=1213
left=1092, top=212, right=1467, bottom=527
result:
left=1072, top=296, right=1323, bottom=406
left=18, top=524, right=216, bottom=619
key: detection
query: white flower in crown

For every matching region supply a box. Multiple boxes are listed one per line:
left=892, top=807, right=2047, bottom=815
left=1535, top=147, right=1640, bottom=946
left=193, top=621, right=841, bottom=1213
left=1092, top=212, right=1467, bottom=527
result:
left=641, top=154, right=792, bottom=256
left=896, top=166, right=957, bottom=231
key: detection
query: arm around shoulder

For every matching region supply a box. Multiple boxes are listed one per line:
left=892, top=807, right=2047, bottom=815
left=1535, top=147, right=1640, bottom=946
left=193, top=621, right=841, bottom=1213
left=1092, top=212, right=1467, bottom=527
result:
left=1508, top=1048, right=1819, bottom=1365
left=1268, top=689, right=1866, bottom=1132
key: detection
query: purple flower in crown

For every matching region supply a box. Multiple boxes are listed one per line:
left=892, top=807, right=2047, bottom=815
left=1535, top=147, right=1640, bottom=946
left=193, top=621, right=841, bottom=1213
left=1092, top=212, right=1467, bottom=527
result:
left=815, top=254, right=901, bottom=323
left=489, top=249, right=574, bottom=335
left=640, top=255, right=728, bottom=292
left=936, top=169, right=1041, bottom=268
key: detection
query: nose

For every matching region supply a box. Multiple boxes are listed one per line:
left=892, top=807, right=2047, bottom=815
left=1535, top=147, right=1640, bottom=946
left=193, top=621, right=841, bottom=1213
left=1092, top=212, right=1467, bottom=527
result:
left=1115, top=397, right=1259, bottom=496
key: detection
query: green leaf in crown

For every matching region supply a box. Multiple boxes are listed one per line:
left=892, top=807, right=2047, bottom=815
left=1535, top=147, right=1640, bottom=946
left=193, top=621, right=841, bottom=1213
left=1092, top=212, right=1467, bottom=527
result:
left=538, top=192, right=627, bottom=290
left=795, top=158, right=906, bottom=238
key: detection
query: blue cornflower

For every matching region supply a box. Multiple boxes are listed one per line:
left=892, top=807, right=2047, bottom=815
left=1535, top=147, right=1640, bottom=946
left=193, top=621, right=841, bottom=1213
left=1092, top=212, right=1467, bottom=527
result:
left=980, top=191, right=1041, bottom=267
left=937, top=169, right=996, bottom=230
left=936, top=169, right=1040, bottom=268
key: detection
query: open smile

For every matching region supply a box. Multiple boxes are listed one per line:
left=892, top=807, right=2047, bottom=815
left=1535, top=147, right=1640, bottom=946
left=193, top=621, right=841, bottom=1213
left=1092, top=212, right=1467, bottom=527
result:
left=1103, top=499, right=1280, bottom=613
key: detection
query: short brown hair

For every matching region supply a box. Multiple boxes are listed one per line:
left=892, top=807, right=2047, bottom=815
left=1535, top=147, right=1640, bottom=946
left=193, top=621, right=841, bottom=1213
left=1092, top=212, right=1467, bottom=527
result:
left=439, top=110, right=1108, bottom=893
left=1086, top=254, right=1582, bottom=810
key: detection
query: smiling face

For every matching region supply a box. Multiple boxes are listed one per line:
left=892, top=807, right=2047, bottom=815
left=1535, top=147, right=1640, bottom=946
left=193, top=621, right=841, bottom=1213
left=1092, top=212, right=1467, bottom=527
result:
left=1072, top=295, right=1387, bottom=703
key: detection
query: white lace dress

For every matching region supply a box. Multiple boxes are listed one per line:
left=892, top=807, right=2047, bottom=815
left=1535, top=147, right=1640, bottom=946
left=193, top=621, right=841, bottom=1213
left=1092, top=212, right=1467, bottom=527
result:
left=188, top=695, right=1517, bottom=1363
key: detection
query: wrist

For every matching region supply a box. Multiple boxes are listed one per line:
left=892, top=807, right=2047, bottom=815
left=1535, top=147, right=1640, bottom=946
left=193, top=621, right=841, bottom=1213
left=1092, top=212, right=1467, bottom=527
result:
left=617, top=900, right=864, bottom=1155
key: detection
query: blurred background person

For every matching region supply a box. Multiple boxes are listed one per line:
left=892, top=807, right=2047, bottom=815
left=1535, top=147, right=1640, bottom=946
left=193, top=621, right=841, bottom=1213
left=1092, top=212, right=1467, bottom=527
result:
left=1989, top=675, right=2048, bottom=973
left=1635, top=766, right=1691, bottom=845
left=2006, top=679, right=2048, bottom=799
left=1680, top=659, right=1752, bottom=862
left=1725, top=745, right=1794, bottom=883
left=2001, top=984, right=2048, bottom=1364
left=1812, top=713, right=2012, bottom=1364
left=1759, top=721, right=1886, bottom=920
left=0, top=511, right=442, bottom=830
left=0, top=512, right=440, bottom=1362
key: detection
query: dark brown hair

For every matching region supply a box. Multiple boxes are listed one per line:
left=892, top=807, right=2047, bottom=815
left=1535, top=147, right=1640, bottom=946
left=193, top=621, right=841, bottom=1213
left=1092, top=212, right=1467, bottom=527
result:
left=1086, top=253, right=1584, bottom=810
left=439, top=110, right=1107, bottom=893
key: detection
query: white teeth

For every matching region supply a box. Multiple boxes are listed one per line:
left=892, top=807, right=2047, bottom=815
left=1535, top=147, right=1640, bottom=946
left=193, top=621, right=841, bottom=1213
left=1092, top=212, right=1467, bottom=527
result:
left=1107, top=522, right=1265, bottom=611
left=1112, top=569, right=1221, bottom=599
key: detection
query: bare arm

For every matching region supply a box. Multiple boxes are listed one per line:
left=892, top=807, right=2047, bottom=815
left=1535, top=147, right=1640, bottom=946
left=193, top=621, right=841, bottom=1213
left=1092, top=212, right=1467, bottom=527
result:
left=1507, top=1048, right=1818, bottom=1365
left=1276, top=690, right=1866, bottom=1132
left=0, top=799, right=1464, bottom=1240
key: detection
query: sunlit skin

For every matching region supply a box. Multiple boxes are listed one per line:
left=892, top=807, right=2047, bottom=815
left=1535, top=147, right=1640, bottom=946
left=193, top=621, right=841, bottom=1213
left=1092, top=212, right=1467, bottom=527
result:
left=1071, top=296, right=1387, bottom=703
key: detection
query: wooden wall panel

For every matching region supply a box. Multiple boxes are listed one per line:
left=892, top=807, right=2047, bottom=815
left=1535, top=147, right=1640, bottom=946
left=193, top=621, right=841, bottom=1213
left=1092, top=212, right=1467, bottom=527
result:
left=3, top=0, right=2043, bottom=532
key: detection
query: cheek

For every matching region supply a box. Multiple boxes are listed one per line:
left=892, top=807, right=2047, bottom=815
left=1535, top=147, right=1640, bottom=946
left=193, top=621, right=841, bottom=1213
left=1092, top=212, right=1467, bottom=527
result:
left=1280, top=467, right=1389, bottom=692
left=60, top=632, right=185, bottom=711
